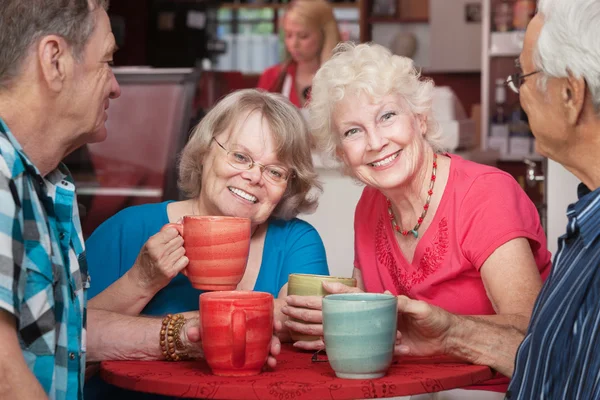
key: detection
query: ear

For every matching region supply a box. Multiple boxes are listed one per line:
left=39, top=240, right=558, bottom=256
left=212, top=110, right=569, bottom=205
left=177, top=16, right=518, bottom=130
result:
left=335, top=146, right=347, bottom=163
left=38, top=35, right=70, bottom=93
left=416, top=114, right=427, bottom=137
left=563, top=71, right=587, bottom=126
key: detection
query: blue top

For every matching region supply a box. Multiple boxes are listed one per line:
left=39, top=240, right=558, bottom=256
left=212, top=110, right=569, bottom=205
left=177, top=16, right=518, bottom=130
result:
left=84, top=201, right=328, bottom=400
left=508, top=183, right=600, bottom=399
left=0, top=118, right=87, bottom=400
left=86, top=201, right=329, bottom=314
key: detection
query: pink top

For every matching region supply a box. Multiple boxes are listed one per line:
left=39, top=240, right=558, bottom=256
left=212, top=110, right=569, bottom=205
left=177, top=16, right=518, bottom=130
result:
left=354, top=154, right=552, bottom=392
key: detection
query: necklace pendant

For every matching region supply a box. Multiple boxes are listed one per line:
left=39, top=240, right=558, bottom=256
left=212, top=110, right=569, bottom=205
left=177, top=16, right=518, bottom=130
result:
left=410, top=229, right=419, bottom=238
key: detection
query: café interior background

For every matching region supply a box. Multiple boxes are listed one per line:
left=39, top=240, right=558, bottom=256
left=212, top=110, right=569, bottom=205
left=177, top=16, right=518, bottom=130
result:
left=67, top=0, right=576, bottom=276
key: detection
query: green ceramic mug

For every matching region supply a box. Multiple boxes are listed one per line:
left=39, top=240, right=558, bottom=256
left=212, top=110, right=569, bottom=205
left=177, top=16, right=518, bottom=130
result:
left=287, top=273, right=357, bottom=342
left=323, top=293, right=398, bottom=379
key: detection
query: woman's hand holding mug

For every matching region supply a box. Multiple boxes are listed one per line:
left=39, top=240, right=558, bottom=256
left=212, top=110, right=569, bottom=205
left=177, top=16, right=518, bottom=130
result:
left=282, top=281, right=363, bottom=351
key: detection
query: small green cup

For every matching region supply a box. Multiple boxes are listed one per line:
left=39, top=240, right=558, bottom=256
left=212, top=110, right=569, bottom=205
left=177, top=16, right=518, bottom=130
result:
left=287, top=273, right=357, bottom=342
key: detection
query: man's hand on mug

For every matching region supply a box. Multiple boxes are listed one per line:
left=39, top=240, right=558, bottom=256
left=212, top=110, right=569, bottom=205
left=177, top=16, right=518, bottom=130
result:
left=392, top=295, right=455, bottom=358
left=128, top=227, right=189, bottom=294
left=282, top=281, right=363, bottom=351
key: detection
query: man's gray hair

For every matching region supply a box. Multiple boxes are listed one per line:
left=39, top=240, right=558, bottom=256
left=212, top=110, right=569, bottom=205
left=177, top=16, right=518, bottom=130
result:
left=0, top=0, right=109, bottom=89
left=536, top=0, right=600, bottom=112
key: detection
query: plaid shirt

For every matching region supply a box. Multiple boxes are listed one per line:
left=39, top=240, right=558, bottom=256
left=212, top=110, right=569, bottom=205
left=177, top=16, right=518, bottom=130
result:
left=0, top=118, right=88, bottom=400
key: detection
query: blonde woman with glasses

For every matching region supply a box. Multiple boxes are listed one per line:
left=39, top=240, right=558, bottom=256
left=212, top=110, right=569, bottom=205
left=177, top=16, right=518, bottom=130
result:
left=84, top=89, right=328, bottom=398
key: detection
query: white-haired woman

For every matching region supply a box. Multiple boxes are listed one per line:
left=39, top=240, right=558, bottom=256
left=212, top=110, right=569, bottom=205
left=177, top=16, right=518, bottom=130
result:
left=282, top=42, right=551, bottom=399
left=84, top=89, right=329, bottom=399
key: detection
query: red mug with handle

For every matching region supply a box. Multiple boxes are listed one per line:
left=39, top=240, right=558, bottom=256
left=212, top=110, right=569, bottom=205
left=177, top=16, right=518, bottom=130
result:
left=200, top=291, right=274, bottom=376
left=164, top=215, right=251, bottom=291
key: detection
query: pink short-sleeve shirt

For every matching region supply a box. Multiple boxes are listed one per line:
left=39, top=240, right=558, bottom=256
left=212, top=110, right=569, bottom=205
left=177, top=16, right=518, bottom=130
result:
left=354, top=154, right=552, bottom=316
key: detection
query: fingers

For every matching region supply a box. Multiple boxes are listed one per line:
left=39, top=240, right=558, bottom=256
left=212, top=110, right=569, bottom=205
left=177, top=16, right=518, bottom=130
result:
left=322, top=281, right=363, bottom=294
left=266, top=334, right=281, bottom=370
left=393, top=344, right=411, bottom=356
left=284, top=319, right=323, bottom=337
left=186, top=326, right=201, bottom=343
left=266, top=355, right=277, bottom=370
left=270, top=335, right=281, bottom=357
left=158, top=226, right=180, bottom=240
left=281, top=305, right=323, bottom=323
left=285, top=295, right=323, bottom=310
left=167, top=249, right=189, bottom=274
left=292, top=339, right=324, bottom=351
left=396, top=295, right=430, bottom=316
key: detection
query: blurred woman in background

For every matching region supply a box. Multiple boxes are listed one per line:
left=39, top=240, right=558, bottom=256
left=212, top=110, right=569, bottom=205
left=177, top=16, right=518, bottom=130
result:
left=257, top=0, right=341, bottom=108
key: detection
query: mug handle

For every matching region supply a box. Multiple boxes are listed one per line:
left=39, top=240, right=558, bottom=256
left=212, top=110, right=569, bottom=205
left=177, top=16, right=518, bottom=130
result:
left=231, top=310, right=247, bottom=368
left=161, top=222, right=187, bottom=276
left=162, top=222, right=184, bottom=236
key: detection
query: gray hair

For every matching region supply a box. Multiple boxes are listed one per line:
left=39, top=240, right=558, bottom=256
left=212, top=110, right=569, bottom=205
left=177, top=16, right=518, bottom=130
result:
left=0, top=0, right=109, bottom=89
left=309, top=42, right=444, bottom=163
left=178, top=89, right=321, bottom=220
left=536, top=0, right=600, bottom=112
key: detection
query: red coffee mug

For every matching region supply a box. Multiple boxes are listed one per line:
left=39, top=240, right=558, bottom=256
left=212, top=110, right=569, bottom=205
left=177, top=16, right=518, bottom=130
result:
left=164, top=216, right=251, bottom=291
left=200, top=291, right=273, bottom=376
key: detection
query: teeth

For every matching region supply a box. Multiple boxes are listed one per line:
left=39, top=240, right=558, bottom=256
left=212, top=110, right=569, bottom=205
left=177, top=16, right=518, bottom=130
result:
left=371, top=152, right=399, bottom=167
left=229, top=187, right=258, bottom=203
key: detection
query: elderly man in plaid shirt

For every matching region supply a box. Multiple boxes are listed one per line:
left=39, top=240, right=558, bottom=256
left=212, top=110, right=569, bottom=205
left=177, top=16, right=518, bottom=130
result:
left=0, top=1, right=284, bottom=398
left=0, top=0, right=204, bottom=397
left=0, top=0, right=120, bottom=398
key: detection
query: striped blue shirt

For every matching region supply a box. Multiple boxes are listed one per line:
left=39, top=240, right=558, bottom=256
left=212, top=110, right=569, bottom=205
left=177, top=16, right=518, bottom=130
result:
left=508, top=183, right=600, bottom=399
left=0, top=118, right=88, bottom=400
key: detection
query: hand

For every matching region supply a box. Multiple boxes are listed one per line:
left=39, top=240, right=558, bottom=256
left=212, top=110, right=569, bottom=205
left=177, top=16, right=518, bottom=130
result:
left=282, top=281, right=362, bottom=351
left=393, top=295, right=456, bottom=357
left=185, top=318, right=282, bottom=369
left=128, top=227, right=189, bottom=293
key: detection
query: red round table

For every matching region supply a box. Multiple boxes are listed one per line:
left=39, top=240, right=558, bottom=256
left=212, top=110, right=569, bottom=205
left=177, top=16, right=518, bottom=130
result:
left=100, top=344, right=494, bottom=399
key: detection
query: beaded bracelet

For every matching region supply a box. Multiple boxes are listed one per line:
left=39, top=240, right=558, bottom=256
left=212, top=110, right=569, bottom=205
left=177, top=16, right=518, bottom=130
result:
left=160, top=314, right=189, bottom=361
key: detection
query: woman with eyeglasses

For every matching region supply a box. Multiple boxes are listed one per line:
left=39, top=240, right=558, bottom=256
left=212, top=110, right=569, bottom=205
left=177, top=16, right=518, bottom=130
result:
left=83, top=89, right=327, bottom=399
left=282, top=43, right=551, bottom=399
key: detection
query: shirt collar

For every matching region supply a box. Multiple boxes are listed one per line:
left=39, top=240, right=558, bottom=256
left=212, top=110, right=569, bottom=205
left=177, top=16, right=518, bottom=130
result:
left=567, top=182, right=600, bottom=247
left=0, top=117, right=70, bottom=186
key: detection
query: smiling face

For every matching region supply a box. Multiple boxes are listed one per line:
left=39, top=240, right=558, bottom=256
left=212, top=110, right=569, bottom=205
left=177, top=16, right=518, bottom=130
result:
left=333, top=92, right=429, bottom=191
left=283, top=12, right=322, bottom=65
left=197, top=111, right=289, bottom=226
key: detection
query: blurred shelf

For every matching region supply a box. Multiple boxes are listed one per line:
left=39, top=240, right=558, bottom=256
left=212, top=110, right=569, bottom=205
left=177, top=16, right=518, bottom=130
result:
left=497, top=153, right=544, bottom=162
left=220, top=2, right=359, bottom=10
left=368, top=16, right=428, bottom=23
left=490, top=31, right=525, bottom=57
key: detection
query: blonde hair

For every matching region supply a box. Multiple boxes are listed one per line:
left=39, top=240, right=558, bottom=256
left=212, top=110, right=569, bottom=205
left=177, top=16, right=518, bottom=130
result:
left=178, top=89, right=321, bottom=220
left=269, top=0, right=341, bottom=93
left=309, top=42, right=444, bottom=161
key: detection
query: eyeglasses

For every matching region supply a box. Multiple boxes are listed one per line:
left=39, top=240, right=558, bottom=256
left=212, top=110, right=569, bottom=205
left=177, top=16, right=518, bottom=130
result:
left=212, top=137, right=294, bottom=185
left=506, top=59, right=541, bottom=94
left=506, top=71, right=541, bottom=94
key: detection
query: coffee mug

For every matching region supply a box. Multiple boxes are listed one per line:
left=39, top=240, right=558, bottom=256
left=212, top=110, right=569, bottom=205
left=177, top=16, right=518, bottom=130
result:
left=165, top=215, right=251, bottom=291
left=200, top=291, right=273, bottom=376
left=287, top=273, right=357, bottom=342
left=322, top=293, right=398, bottom=379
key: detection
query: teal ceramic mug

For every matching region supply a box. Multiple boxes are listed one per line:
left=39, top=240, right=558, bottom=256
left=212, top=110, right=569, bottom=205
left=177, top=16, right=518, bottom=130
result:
left=322, top=293, right=398, bottom=379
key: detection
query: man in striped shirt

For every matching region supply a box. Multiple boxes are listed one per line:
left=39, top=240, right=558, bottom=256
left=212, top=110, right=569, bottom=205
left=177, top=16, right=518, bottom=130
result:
left=506, top=0, right=600, bottom=397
